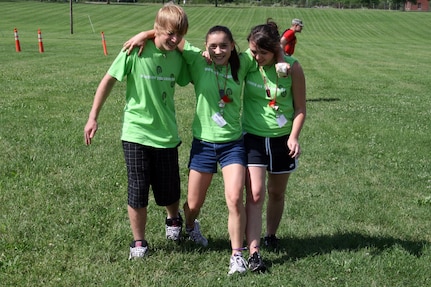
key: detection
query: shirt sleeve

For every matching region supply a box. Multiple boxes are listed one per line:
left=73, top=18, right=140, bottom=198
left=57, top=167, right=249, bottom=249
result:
left=240, top=49, right=258, bottom=73
left=181, top=40, right=202, bottom=66
left=176, top=59, right=191, bottom=87
left=107, top=49, right=134, bottom=82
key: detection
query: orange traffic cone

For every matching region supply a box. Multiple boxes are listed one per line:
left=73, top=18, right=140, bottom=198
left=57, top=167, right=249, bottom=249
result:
left=101, top=32, right=108, bottom=56
left=38, top=28, right=44, bottom=53
left=14, top=28, right=21, bottom=52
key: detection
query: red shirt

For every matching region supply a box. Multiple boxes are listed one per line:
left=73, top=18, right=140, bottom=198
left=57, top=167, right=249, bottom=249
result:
left=282, top=29, right=297, bottom=55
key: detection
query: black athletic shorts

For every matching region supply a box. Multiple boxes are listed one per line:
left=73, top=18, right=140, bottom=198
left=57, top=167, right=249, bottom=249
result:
left=244, top=133, right=298, bottom=174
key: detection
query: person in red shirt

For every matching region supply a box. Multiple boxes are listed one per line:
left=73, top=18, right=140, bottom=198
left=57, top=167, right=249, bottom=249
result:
left=280, top=18, right=304, bottom=56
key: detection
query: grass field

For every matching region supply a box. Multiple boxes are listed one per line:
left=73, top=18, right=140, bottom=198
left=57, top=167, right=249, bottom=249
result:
left=1, top=1, right=431, bottom=286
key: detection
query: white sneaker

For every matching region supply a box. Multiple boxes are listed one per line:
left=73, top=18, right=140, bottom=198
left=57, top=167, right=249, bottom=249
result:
left=186, top=220, right=208, bottom=247
left=165, top=214, right=183, bottom=241
left=228, top=253, right=248, bottom=275
left=128, top=240, right=148, bottom=260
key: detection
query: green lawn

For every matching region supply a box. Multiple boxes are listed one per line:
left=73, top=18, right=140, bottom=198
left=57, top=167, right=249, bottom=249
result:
left=1, top=2, right=431, bottom=286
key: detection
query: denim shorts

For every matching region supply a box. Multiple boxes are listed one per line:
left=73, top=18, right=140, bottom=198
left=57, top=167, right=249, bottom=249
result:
left=188, top=137, right=247, bottom=173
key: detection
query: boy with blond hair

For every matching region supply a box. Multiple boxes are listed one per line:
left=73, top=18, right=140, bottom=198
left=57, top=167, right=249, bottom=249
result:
left=84, top=2, right=190, bottom=259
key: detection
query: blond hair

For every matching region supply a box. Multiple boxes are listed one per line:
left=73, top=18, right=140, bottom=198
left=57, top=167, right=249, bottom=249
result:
left=154, top=2, right=188, bottom=36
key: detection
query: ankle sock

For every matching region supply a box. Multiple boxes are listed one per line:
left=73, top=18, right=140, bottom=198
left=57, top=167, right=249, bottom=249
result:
left=131, top=239, right=148, bottom=248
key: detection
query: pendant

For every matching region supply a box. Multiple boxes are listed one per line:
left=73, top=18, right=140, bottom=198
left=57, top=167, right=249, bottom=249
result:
left=266, top=88, right=271, bottom=98
left=221, top=95, right=231, bottom=103
left=219, top=89, right=225, bottom=98
left=269, top=100, right=279, bottom=111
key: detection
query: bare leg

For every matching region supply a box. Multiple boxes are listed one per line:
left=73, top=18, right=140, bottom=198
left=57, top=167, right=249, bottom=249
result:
left=165, top=200, right=180, bottom=219
left=266, top=173, right=290, bottom=236
left=222, top=164, right=246, bottom=256
left=245, top=166, right=266, bottom=255
left=184, top=169, right=212, bottom=229
left=128, top=205, right=147, bottom=241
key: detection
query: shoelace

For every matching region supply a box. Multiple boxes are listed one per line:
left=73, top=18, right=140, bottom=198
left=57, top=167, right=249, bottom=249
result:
left=190, top=230, right=204, bottom=241
left=232, top=254, right=247, bottom=266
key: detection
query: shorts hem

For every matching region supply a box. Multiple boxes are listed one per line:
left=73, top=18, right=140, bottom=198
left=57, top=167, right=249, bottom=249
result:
left=189, top=166, right=217, bottom=174
left=247, top=163, right=267, bottom=168
left=268, top=168, right=297, bottom=175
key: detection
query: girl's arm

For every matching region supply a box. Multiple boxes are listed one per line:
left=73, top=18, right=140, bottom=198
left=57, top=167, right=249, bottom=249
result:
left=123, top=30, right=186, bottom=55
left=275, top=46, right=290, bottom=77
left=123, top=30, right=155, bottom=55
left=287, top=61, right=306, bottom=158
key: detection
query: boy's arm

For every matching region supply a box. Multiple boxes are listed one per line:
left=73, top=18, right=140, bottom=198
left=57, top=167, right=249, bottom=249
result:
left=123, top=30, right=156, bottom=56
left=84, top=73, right=117, bottom=145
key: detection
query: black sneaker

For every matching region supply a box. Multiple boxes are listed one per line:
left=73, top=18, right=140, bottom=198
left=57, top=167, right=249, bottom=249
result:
left=165, top=213, right=183, bottom=242
left=264, top=234, right=279, bottom=249
left=248, top=252, right=266, bottom=273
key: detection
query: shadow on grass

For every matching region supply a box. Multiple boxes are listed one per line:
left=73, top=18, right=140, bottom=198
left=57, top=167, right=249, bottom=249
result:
left=306, top=97, right=340, bottom=102
left=143, top=231, right=428, bottom=265
left=148, top=236, right=233, bottom=255
left=268, top=232, right=429, bottom=266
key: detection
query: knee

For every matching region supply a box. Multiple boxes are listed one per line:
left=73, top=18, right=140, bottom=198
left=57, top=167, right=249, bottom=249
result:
left=247, top=191, right=265, bottom=206
left=225, top=194, right=244, bottom=211
left=268, top=188, right=285, bottom=201
left=185, top=201, right=202, bottom=213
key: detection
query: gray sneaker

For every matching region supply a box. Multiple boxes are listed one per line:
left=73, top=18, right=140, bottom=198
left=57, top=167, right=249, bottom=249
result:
left=228, top=253, right=248, bottom=275
left=128, top=240, right=148, bottom=260
left=186, top=220, right=208, bottom=247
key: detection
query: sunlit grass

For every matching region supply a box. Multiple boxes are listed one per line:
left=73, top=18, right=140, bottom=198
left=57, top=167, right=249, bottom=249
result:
left=1, top=2, right=431, bottom=286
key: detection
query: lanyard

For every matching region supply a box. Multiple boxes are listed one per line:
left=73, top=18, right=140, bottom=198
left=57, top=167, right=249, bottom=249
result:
left=215, top=63, right=231, bottom=115
left=259, top=66, right=279, bottom=111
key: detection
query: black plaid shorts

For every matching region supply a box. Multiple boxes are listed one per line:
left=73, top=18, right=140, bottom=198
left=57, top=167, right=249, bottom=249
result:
left=122, top=141, right=181, bottom=208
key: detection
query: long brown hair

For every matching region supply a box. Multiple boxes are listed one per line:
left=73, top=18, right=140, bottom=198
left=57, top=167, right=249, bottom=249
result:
left=206, top=25, right=240, bottom=82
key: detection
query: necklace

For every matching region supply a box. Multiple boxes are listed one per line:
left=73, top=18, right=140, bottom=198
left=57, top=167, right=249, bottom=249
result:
left=259, top=66, right=279, bottom=111
left=214, top=63, right=231, bottom=115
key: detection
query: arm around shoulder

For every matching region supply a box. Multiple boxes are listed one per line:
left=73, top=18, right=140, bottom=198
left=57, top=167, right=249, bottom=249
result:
left=123, top=30, right=156, bottom=55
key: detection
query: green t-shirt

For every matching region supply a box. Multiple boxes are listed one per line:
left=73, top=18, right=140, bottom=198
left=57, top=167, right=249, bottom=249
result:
left=108, top=40, right=190, bottom=148
left=181, top=41, right=256, bottom=143
left=242, top=56, right=298, bottom=137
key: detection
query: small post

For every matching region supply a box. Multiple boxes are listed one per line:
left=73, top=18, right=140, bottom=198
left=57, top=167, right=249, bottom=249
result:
left=101, top=32, right=108, bottom=56
left=14, top=28, right=21, bottom=52
left=38, top=28, right=44, bottom=53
